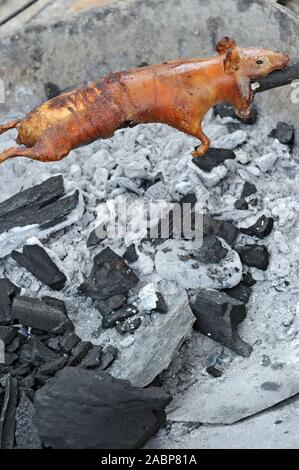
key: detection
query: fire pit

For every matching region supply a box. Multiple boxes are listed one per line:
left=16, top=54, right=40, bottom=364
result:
left=0, top=0, right=299, bottom=450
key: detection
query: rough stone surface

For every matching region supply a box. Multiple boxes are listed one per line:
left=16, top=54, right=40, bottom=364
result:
left=168, top=343, right=299, bottom=424
left=109, top=282, right=195, bottom=387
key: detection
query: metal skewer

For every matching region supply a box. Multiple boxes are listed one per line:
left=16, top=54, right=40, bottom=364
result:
left=252, top=59, right=299, bottom=93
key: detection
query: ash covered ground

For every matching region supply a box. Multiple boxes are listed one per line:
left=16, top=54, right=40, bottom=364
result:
left=0, top=102, right=299, bottom=448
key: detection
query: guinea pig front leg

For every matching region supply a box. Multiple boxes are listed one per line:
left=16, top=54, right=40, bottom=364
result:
left=189, top=123, right=210, bottom=158
left=232, top=79, right=254, bottom=120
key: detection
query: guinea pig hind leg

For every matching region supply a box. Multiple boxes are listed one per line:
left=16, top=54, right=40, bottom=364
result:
left=0, top=143, right=66, bottom=164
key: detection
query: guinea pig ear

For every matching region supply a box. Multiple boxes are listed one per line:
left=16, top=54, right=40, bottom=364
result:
left=223, top=48, right=241, bottom=73
left=216, top=36, right=237, bottom=54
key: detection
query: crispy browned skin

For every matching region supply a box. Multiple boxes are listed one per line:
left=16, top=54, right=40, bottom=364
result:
left=0, top=37, right=289, bottom=164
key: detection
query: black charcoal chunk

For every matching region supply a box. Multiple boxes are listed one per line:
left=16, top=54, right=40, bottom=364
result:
left=116, top=317, right=142, bottom=335
left=206, top=366, right=222, bottom=378
left=191, top=289, right=252, bottom=357
left=195, top=235, right=228, bottom=264
left=34, top=367, right=171, bottom=449
left=0, top=278, right=20, bottom=325
left=223, top=283, right=253, bottom=304
left=240, top=215, right=274, bottom=239
left=271, top=121, right=294, bottom=145
left=241, top=182, right=257, bottom=199
left=123, top=244, right=139, bottom=263
left=242, top=271, right=256, bottom=287
left=203, top=215, right=239, bottom=246
left=192, top=148, right=236, bottom=172
left=0, top=375, right=18, bottom=449
left=214, top=102, right=258, bottom=124
left=234, top=198, right=248, bottom=210
left=155, top=292, right=168, bottom=314
left=68, top=341, right=92, bottom=367
left=87, top=228, right=106, bottom=247
left=11, top=244, right=67, bottom=291
left=236, top=244, right=270, bottom=271
left=45, top=337, right=61, bottom=352
left=95, top=294, right=127, bottom=315
left=11, top=365, right=32, bottom=378
left=19, top=337, right=58, bottom=367
left=0, top=326, right=17, bottom=346
left=4, top=353, right=18, bottom=366
left=15, top=392, right=42, bottom=449
left=99, top=346, right=118, bottom=370
left=11, top=296, right=73, bottom=334
left=79, top=247, right=139, bottom=301
left=0, top=176, right=79, bottom=235
left=58, top=331, right=80, bottom=354
left=81, top=346, right=102, bottom=369
left=6, top=336, right=21, bottom=353
left=44, top=82, right=61, bottom=100
left=35, top=357, right=69, bottom=386
left=102, top=304, right=138, bottom=329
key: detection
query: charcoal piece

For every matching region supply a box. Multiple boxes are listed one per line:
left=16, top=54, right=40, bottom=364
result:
left=242, top=271, right=256, bottom=287
left=42, top=296, right=67, bottom=312
left=68, top=341, right=92, bottom=367
left=206, top=366, right=222, bottom=378
left=4, top=353, right=18, bottom=366
left=234, top=198, right=248, bottom=210
left=203, top=215, right=239, bottom=246
left=44, top=82, right=61, bottom=100
left=214, top=102, right=258, bottom=124
left=11, top=365, right=32, bottom=378
left=19, top=373, right=36, bottom=397
left=116, top=317, right=142, bottom=335
left=99, top=346, right=118, bottom=370
left=58, top=331, right=80, bottom=354
left=0, top=326, right=17, bottom=346
left=15, top=393, right=42, bottom=449
left=0, top=176, right=79, bottom=235
left=0, top=278, right=20, bottom=325
left=240, top=215, right=274, bottom=239
left=0, top=375, right=18, bottom=449
left=236, top=244, right=270, bottom=270
left=19, top=337, right=58, bottom=367
left=241, top=182, right=257, bottom=199
left=11, top=244, right=67, bottom=291
left=155, top=292, right=168, bottom=314
left=270, top=121, right=294, bottom=145
left=223, top=283, right=253, bottom=304
left=195, top=235, right=228, bottom=264
left=6, top=336, right=21, bottom=353
left=34, top=367, right=171, bottom=449
left=35, top=357, right=69, bottom=386
left=87, top=228, right=106, bottom=247
left=11, top=296, right=73, bottom=334
left=95, top=294, right=127, bottom=315
left=45, top=337, right=61, bottom=352
left=191, top=288, right=252, bottom=357
left=102, top=304, right=138, bottom=329
left=123, top=243, right=139, bottom=263
left=81, top=346, right=102, bottom=369
left=192, top=148, right=236, bottom=172
left=39, top=190, right=80, bottom=231
left=79, top=247, right=139, bottom=301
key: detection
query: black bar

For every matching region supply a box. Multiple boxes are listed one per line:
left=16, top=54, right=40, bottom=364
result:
left=253, top=59, right=299, bottom=93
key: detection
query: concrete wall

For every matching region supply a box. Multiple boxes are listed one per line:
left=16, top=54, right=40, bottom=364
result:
left=0, top=0, right=298, bottom=130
